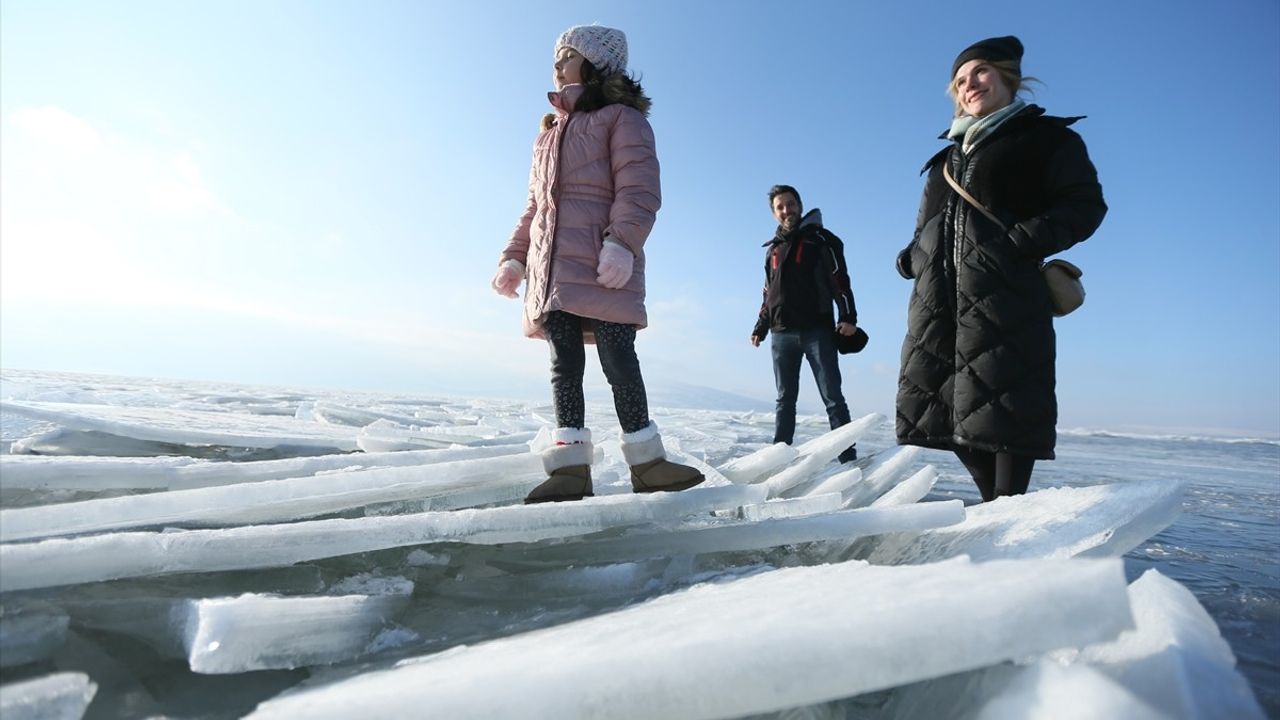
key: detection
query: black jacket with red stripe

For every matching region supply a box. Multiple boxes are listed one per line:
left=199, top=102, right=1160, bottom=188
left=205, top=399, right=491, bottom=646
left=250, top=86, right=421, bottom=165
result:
left=752, top=208, right=857, bottom=339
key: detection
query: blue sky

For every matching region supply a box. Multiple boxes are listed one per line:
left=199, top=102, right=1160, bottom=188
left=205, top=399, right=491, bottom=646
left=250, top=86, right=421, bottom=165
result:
left=2, top=0, right=1278, bottom=437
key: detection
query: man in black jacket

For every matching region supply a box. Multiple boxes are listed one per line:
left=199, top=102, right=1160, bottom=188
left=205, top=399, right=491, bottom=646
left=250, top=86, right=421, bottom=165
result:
left=751, top=185, right=860, bottom=462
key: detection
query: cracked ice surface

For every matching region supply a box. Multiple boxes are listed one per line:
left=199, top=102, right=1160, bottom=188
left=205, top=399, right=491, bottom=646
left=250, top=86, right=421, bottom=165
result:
left=0, top=370, right=1260, bottom=719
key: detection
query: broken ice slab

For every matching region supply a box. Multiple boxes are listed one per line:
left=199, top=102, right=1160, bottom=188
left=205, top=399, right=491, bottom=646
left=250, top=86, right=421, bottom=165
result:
left=873, top=568, right=1266, bottom=720
left=0, top=456, right=197, bottom=491
left=0, top=607, right=69, bottom=668
left=497, top=500, right=964, bottom=567
left=245, top=556, right=1134, bottom=720
left=791, top=466, right=861, bottom=500
left=64, top=575, right=415, bottom=674
left=307, top=402, right=440, bottom=428
left=0, top=672, right=97, bottom=720
left=1, top=400, right=359, bottom=453
left=850, top=479, right=1185, bottom=565
left=737, top=494, right=843, bottom=522
left=716, top=443, right=798, bottom=485
left=763, top=414, right=884, bottom=497
left=840, top=445, right=925, bottom=508
left=875, top=659, right=1167, bottom=720
left=868, top=465, right=938, bottom=508
left=0, top=485, right=767, bottom=592
left=0, top=452, right=546, bottom=542
left=1065, top=569, right=1266, bottom=719
left=356, top=419, right=512, bottom=452
left=0, top=444, right=526, bottom=493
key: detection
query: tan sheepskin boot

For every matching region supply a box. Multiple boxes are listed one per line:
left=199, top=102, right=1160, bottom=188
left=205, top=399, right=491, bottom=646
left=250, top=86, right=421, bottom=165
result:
left=621, top=422, right=705, bottom=494
left=524, top=428, right=593, bottom=504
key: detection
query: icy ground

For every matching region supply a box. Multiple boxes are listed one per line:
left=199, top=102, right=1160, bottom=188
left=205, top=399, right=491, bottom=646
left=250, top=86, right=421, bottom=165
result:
left=0, top=370, right=1265, bottom=719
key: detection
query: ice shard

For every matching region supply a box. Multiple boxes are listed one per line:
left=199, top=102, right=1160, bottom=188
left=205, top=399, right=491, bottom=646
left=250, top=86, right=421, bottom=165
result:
left=0, top=399, right=359, bottom=453
left=763, top=415, right=884, bottom=497
left=1067, top=569, right=1266, bottom=719
left=496, top=500, right=965, bottom=567
left=716, top=443, right=798, bottom=485
left=0, top=485, right=767, bottom=591
left=64, top=575, right=416, bottom=674
left=869, top=465, right=939, bottom=508
left=0, top=453, right=546, bottom=541
left=0, top=672, right=96, bottom=720
left=246, top=557, right=1134, bottom=720
left=851, top=480, right=1185, bottom=565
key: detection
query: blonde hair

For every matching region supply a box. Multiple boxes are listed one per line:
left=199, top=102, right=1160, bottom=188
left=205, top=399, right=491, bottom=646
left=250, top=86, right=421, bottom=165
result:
left=946, top=59, right=1041, bottom=117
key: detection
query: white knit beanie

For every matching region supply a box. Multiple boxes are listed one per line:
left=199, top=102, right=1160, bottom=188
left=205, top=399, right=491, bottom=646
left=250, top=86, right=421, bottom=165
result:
left=555, top=24, right=628, bottom=76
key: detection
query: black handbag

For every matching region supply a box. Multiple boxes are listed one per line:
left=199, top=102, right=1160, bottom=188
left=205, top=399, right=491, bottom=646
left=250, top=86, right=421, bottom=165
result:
left=834, top=326, right=869, bottom=354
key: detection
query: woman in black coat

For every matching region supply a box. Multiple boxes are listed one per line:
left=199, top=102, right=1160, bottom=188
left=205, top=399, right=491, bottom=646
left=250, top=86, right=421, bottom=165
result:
left=895, top=36, right=1107, bottom=501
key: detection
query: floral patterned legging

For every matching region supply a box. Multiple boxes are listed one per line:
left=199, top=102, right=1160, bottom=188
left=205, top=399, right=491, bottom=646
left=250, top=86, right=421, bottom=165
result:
left=544, top=311, right=650, bottom=433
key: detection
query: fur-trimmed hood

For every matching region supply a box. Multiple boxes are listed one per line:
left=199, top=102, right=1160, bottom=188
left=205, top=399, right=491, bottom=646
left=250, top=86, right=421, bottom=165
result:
left=542, top=78, right=652, bottom=130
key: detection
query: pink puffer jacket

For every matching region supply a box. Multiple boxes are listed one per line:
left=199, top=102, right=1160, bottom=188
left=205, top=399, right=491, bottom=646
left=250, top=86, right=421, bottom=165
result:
left=501, top=85, right=661, bottom=340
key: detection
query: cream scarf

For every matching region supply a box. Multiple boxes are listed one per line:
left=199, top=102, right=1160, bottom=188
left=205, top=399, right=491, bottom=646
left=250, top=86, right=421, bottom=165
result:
left=947, top=98, right=1027, bottom=154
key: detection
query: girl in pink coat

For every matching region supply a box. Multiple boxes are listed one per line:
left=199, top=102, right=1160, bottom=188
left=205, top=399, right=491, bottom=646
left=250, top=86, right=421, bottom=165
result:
left=492, top=24, right=704, bottom=503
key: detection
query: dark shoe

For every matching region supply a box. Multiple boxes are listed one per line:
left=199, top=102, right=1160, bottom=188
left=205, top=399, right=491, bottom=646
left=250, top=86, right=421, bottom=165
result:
left=630, top=458, right=705, bottom=494
left=838, top=445, right=858, bottom=463
left=524, top=464, right=593, bottom=504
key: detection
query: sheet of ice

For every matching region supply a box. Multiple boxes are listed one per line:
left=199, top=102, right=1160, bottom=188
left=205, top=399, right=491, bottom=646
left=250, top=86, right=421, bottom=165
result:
left=794, top=466, right=861, bottom=500
left=881, top=567, right=1266, bottom=720
left=1064, top=569, right=1266, bottom=719
left=0, top=672, right=97, bottom=720
left=10, top=427, right=212, bottom=458
left=0, top=607, right=69, bottom=668
left=356, top=419, right=512, bottom=452
left=307, top=401, right=443, bottom=428
left=850, top=480, right=1185, bottom=565
left=0, top=485, right=767, bottom=591
left=0, top=455, right=197, bottom=491
left=869, top=465, right=938, bottom=508
left=739, top=494, right=843, bottom=522
left=716, top=443, right=798, bottom=485
left=0, top=453, right=546, bottom=541
left=246, top=557, right=1134, bottom=720
left=874, top=660, right=1166, bottom=720
left=498, top=500, right=965, bottom=567
left=763, top=415, right=884, bottom=497
left=841, top=445, right=926, bottom=508
left=65, top=575, right=415, bottom=674
left=1, top=400, right=359, bottom=452
left=0, top=445, right=526, bottom=492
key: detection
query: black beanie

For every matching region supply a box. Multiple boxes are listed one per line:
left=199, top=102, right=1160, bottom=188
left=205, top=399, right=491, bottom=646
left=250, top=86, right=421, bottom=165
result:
left=951, top=35, right=1024, bottom=79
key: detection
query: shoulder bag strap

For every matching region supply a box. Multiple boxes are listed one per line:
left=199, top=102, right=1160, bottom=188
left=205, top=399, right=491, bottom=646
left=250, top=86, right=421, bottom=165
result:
left=942, top=161, right=1007, bottom=233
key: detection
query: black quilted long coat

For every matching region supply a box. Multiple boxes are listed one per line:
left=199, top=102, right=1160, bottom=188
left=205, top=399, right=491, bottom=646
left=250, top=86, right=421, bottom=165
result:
left=895, top=105, right=1107, bottom=459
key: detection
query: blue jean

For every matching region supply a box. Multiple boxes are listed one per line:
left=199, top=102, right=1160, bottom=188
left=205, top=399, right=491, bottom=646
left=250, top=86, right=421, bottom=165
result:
left=770, top=328, right=851, bottom=444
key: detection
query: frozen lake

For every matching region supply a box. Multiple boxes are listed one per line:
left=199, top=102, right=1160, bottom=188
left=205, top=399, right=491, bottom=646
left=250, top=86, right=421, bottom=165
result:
left=0, top=368, right=1272, bottom=719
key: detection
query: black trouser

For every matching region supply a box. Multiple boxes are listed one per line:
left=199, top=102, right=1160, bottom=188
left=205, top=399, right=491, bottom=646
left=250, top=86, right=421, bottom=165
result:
left=544, top=311, right=649, bottom=433
left=953, top=447, right=1036, bottom=502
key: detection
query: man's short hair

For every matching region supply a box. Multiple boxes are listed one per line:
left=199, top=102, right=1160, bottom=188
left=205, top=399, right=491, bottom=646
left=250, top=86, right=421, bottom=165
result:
left=768, top=184, right=802, bottom=212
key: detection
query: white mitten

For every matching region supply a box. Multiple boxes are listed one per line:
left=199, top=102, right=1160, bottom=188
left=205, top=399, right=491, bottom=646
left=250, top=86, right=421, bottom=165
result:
left=596, top=240, right=634, bottom=289
left=491, top=259, right=525, bottom=298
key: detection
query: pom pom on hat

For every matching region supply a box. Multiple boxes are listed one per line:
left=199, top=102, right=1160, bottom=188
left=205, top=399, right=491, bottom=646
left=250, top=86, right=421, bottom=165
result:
left=555, top=24, right=628, bottom=76
left=951, top=35, right=1024, bottom=79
